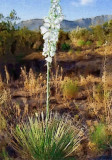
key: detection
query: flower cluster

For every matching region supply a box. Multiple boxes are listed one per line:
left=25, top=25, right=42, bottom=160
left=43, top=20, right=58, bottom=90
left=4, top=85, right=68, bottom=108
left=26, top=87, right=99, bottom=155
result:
left=40, top=0, right=63, bottom=63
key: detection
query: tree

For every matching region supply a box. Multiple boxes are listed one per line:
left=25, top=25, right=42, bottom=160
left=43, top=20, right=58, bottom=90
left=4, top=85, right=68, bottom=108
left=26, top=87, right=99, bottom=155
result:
left=0, top=10, right=20, bottom=31
left=6, top=9, right=20, bottom=31
left=91, top=25, right=105, bottom=43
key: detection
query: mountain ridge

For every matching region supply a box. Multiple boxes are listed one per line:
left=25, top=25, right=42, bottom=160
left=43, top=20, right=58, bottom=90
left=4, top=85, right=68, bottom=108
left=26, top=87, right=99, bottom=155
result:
left=17, top=15, right=112, bottom=31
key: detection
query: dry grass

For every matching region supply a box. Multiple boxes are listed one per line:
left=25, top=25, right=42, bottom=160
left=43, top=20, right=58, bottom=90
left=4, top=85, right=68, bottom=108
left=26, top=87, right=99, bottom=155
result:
left=20, top=67, right=39, bottom=96
left=0, top=111, right=6, bottom=133
left=51, top=65, right=63, bottom=99
left=86, top=52, right=112, bottom=123
left=0, top=44, right=112, bottom=159
left=4, top=66, right=10, bottom=84
left=80, top=75, right=101, bottom=86
left=96, top=45, right=112, bottom=56
left=0, top=74, right=4, bottom=90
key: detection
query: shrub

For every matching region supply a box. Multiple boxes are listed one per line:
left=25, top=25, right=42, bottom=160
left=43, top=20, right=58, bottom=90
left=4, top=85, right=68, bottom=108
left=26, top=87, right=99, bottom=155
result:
left=75, top=47, right=82, bottom=55
left=90, top=123, right=112, bottom=151
left=68, top=49, right=74, bottom=55
left=86, top=41, right=92, bottom=46
left=62, top=79, right=79, bottom=99
left=57, top=30, right=69, bottom=50
left=10, top=113, right=83, bottom=160
left=93, top=83, right=104, bottom=102
left=77, top=40, right=85, bottom=47
left=91, top=25, right=105, bottom=43
left=96, top=41, right=103, bottom=47
left=61, top=43, right=70, bottom=51
left=69, top=28, right=91, bottom=43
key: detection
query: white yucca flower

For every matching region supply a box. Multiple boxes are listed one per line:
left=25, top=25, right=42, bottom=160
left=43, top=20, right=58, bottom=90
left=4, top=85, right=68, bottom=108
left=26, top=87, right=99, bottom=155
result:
left=40, top=0, right=64, bottom=124
left=45, top=56, right=52, bottom=63
left=40, top=0, right=63, bottom=63
left=40, top=26, right=48, bottom=34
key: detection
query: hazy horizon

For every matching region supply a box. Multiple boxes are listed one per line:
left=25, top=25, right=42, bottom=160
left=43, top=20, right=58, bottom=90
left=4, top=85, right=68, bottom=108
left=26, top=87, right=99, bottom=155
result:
left=19, top=14, right=112, bottom=22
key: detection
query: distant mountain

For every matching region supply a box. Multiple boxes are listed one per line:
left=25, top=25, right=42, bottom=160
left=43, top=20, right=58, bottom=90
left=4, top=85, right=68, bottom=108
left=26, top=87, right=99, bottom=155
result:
left=16, top=15, right=112, bottom=32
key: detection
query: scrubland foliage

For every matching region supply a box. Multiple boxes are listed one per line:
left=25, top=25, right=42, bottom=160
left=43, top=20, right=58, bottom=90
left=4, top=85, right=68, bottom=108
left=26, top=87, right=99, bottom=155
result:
left=0, top=11, right=43, bottom=56
left=0, top=57, right=112, bottom=159
left=1, top=9, right=112, bottom=160
left=69, top=21, right=112, bottom=50
left=1, top=10, right=112, bottom=58
left=57, top=30, right=70, bottom=51
left=90, top=123, right=112, bottom=152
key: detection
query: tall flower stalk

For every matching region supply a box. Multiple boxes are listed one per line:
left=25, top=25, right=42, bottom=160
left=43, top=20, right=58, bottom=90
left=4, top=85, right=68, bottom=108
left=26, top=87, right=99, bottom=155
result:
left=41, top=0, right=63, bottom=126
left=10, top=2, right=84, bottom=158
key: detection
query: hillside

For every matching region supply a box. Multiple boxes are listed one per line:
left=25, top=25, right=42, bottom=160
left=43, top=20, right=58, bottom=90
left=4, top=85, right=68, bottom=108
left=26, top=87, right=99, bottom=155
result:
left=16, top=15, right=112, bottom=31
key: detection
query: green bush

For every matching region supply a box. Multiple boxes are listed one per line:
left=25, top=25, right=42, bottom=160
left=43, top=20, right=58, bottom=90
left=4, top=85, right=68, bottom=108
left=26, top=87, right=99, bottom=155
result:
left=62, top=79, right=79, bottom=99
left=96, top=41, right=103, bottom=47
left=86, top=41, right=92, bottom=46
left=61, top=43, right=70, bottom=51
left=69, top=28, right=91, bottom=42
left=10, top=114, right=83, bottom=160
left=77, top=40, right=86, bottom=47
left=91, top=25, right=105, bottom=43
left=90, top=123, right=112, bottom=151
left=57, top=30, right=69, bottom=50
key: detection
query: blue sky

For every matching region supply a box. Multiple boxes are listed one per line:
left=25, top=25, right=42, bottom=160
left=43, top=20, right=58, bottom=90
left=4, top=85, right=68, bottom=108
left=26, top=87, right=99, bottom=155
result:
left=0, top=0, right=112, bottom=21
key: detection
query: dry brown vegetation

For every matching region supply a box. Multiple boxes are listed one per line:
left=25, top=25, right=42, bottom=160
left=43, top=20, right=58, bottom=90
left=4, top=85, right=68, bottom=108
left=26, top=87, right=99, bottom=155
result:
left=0, top=43, right=112, bottom=159
left=1, top=18, right=112, bottom=159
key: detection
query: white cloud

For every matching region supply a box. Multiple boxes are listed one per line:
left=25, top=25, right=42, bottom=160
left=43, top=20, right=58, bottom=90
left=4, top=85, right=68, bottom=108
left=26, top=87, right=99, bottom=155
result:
left=71, top=0, right=95, bottom=6
left=80, top=0, right=94, bottom=5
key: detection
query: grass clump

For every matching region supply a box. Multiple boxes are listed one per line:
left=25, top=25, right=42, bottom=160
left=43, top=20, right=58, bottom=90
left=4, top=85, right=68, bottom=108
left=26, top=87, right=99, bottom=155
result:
left=96, top=41, right=103, bottom=47
left=68, top=49, right=74, bottom=55
left=0, top=112, right=6, bottom=132
left=10, top=113, right=83, bottom=160
left=20, top=67, right=39, bottom=95
left=90, top=123, right=112, bottom=151
left=62, top=79, right=79, bottom=99
left=93, top=83, right=104, bottom=102
left=0, top=113, right=7, bottom=157
left=0, top=74, right=4, bottom=90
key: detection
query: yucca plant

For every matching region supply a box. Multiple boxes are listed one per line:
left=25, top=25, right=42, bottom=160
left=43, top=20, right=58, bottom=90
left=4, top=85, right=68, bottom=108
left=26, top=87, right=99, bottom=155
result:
left=10, top=113, right=83, bottom=160
left=40, top=0, right=63, bottom=125
left=10, top=1, right=83, bottom=160
left=0, top=148, right=12, bottom=160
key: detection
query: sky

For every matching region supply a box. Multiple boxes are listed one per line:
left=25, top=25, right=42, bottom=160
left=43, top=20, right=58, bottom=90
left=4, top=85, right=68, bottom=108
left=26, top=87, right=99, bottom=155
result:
left=0, top=0, right=112, bottom=21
